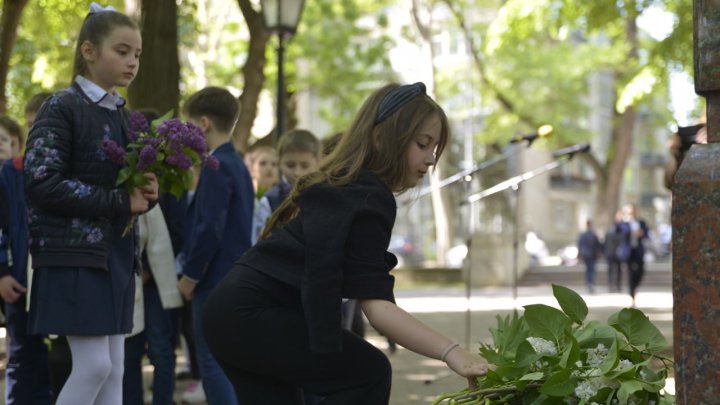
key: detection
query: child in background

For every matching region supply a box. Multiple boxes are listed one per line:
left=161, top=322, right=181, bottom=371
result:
left=251, top=129, right=320, bottom=244
left=264, top=129, right=320, bottom=211
left=177, top=86, right=254, bottom=405
left=245, top=145, right=279, bottom=245
left=203, top=82, right=490, bottom=404
left=0, top=115, right=53, bottom=405
left=23, top=5, right=158, bottom=404
left=244, top=145, right=279, bottom=198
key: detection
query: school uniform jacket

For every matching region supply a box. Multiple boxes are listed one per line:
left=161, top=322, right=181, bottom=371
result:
left=181, top=142, right=254, bottom=292
left=23, top=83, right=134, bottom=270
left=238, top=168, right=399, bottom=353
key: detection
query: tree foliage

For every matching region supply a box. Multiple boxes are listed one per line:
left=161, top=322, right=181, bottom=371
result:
left=3, top=0, right=124, bottom=123
left=287, top=0, right=395, bottom=133
left=439, top=0, right=693, bottom=228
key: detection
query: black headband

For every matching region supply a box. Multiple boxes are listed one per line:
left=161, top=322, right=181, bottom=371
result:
left=374, top=82, right=426, bottom=125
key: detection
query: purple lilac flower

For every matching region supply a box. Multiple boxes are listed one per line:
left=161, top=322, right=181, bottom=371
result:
left=204, top=155, right=220, bottom=170
left=101, top=139, right=127, bottom=165
left=141, top=136, right=163, bottom=149
left=184, top=123, right=208, bottom=155
left=158, top=118, right=185, bottom=153
left=129, top=111, right=150, bottom=138
left=166, top=153, right=193, bottom=170
left=158, top=119, right=207, bottom=156
left=137, top=144, right=158, bottom=170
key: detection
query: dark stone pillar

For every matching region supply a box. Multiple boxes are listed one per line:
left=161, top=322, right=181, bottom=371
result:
left=671, top=2, right=720, bottom=403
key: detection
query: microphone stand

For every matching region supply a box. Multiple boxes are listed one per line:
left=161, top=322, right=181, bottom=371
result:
left=409, top=137, right=542, bottom=202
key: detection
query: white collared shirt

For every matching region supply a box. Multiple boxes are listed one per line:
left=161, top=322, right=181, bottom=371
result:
left=74, top=75, right=126, bottom=111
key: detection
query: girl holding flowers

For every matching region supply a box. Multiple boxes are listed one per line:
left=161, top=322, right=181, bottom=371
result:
left=23, top=4, right=157, bottom=404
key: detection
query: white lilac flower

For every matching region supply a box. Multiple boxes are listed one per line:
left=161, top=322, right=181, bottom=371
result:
left=575, top=360, right=583, bottom=367
left=586, top=343, right=608, bottom=367
left=526, top=337, right=558, bottom=356
left=575, top=377, right=620, bottom=401
left=575, top=380, right=597, bottom=400
left=617, top=359, right=633, bottom=370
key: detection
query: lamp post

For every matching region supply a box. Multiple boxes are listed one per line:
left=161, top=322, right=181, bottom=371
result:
left=260, top=0, right=305, bottom=145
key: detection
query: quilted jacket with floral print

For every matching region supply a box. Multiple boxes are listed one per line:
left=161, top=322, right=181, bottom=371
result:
left=23, top=84, right=134, bottom=270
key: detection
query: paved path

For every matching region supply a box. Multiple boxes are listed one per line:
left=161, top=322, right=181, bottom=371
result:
left=0, top=282, right=673, bottom=404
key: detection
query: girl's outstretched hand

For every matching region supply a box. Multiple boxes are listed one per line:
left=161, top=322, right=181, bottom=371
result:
left=443, top=346, right=493, bottom=387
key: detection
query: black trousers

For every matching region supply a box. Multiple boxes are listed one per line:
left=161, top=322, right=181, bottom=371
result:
left=628, top=252, right=645, bottom=298
left=203, top=266, right=391, bottom=405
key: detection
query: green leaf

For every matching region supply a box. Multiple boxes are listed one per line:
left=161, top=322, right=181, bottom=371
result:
left=169, top=179, right=185, bottom=199
left=588, top=387, right=614, bottom=403
left=514, top=340, right=541, bottom=368
left=598, top=339, right=619, bottom=374
left=559, top=333, right=579, bottom=368
left=617, top=380, right=644, bottom=404
left=523, top=304, right=571, bottom=342
left=116, top=167, right=132, bottom=186
left=552, top=284, right=588, bottom=324
left=520, top=372, right=544, bottom=381
left=183, top=168, right=194, bottom=189
left=576, top=323, right=618, bottom=349
left=151, top=110, right=174, bottom=130
left=539, top=369, right=574, bottom=397
left=131, top=171, right=147, bottom=187
left=487, top=311, right=530, bottom=360
left=608, top=308, right=667, bottom=352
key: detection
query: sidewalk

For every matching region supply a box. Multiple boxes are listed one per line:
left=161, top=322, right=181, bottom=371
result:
left=0, top=282, right=673, bottom=405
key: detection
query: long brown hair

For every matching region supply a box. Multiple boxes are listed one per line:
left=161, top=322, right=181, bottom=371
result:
left=72, top=10, right=138, bottom=83
left=261, top=83, right=449, bottom=239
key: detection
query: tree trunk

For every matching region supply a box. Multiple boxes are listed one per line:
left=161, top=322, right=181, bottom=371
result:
left=234, top=0, right=269, bottom=152
left=411, top=0, right=455, bottom=266
left=0, top=0, right=29, bottom=115
left=599, top=14, right=640, bottom=230
left=127, top=0, right=180, bottom=116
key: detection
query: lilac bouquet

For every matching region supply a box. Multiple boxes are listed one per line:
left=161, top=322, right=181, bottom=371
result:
left=103, top=111, right=218, bottom=236
left=102, top=111, right=219, bottom=201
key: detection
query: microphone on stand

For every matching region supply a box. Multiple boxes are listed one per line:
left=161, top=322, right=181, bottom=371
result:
left=508, top=124, right=553, bottom=145
left=552, top=142, right=591, bottom=159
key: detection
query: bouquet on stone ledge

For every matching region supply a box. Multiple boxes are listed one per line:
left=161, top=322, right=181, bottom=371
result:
left=433, top=285, right=674, bottom=405
left=102, top=111, right=219, bottom=235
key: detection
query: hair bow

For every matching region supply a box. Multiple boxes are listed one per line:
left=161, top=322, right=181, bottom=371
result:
left=89, top=2, right=117, bottom=14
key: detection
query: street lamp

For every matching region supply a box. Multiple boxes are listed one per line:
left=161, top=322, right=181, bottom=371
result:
left=260, top=0, right=305, bottom=145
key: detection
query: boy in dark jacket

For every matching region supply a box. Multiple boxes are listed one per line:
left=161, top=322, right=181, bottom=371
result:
left=176, top=87, right=254, bottom=405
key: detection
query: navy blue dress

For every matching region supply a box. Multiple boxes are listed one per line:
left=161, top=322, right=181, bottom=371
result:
left=28, top=109, right=135, bottom=336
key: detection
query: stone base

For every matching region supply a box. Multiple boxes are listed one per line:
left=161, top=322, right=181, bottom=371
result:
left=671, top=143, right=720, bottom=402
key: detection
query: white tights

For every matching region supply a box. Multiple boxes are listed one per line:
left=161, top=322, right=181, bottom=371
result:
left=56, top=335, right=125, bottom=405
